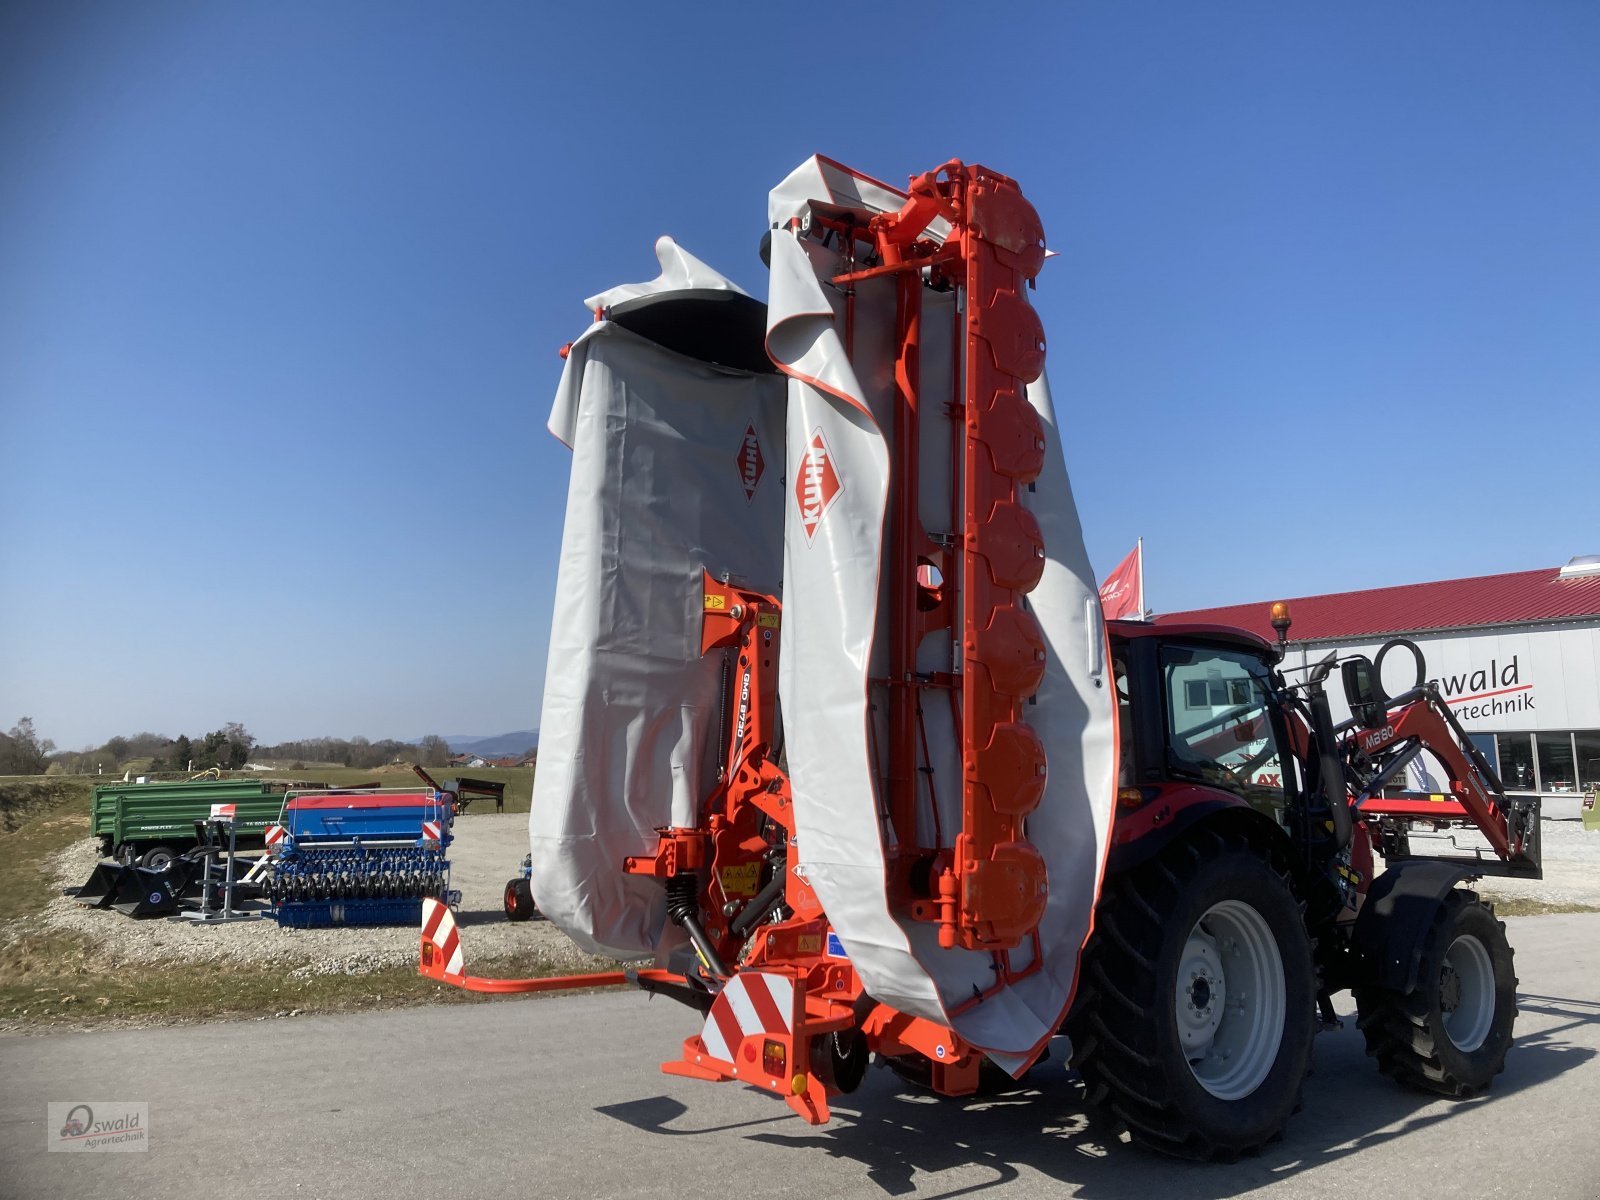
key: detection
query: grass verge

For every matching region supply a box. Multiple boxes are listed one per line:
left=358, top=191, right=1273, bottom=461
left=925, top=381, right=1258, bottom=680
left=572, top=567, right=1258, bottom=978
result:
left=0, top=796, right=90, bottom=918
left=0, top=775, right=92, bottom=833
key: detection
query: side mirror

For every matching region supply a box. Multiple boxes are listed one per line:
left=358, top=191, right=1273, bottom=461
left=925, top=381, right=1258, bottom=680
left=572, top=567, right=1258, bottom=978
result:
left=1341, top=656, right=1388, bottom=729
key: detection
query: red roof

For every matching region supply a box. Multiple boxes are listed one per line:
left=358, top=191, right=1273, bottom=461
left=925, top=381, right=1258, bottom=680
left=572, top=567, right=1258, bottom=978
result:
left=1159, top=566, right=1600, bottom=643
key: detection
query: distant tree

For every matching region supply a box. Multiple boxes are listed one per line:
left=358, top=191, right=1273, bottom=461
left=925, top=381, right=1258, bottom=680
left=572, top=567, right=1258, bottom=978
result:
left=102, top=736, right=130, bottom=763
left=0, top=734, right=23, bottom=775
left=196, top=729, right=227, bottom=766
left=189, top=725, right=254, bottom=770
left=124, top=732, right=172, bottom=759
left=171, top=735, right=193, bottom=771
left=221, top=722, right=254, bottom=768
left=0, top=718, right=55, bottom=775
left=418, top=735, right=451, bottom=767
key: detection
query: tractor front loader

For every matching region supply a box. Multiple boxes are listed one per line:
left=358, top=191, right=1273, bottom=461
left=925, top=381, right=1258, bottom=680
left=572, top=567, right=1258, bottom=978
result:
left=421, top=156, right=1538, bottom=1160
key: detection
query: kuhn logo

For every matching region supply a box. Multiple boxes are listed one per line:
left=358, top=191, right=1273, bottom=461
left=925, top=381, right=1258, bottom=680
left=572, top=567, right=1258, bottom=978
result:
left=796, top=427, right=842, bottom=543
left=735, top=424, right=765, bottom=501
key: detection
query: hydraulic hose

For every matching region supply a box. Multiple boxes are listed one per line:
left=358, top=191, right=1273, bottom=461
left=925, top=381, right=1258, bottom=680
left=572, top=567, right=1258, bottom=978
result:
left=729, top=864, right=788, bottom=938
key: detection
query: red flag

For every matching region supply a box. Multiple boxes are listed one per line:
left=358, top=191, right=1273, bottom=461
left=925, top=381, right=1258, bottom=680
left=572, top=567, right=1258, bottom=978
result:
left=1099, top=543, right=1143, bottom=620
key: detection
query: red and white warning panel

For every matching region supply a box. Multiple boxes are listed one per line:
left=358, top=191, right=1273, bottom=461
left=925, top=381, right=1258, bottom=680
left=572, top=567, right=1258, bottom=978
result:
left=421, top=820, right=442, bottom=846
left=420, top=897, right=465, bottom=977
left=209, top=803, right=237, bottom=821
left=699, top=971, right=796, bottom=1065
left=263, top=824, right=287, bottom=853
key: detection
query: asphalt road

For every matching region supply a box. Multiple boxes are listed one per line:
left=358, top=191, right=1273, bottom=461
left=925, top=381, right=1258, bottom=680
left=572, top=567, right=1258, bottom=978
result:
left=4, top=914, right=1597, bottom=1200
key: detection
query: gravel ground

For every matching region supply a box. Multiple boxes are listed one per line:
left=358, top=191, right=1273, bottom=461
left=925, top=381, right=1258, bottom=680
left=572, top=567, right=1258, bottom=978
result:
left=1371, top=815, right=1600, bottom=909
left=13, top=813, right=1596, bottom=980
left=16, top=813, right=613, bottom=976
left=1462, top=816, right=1600, bottom=907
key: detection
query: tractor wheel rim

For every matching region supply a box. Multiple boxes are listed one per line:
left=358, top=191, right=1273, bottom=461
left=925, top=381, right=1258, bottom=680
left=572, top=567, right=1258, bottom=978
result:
left=1441, top=934, right=1495, bottom=1052
left=1176, top=898, right=1286, bottom=1101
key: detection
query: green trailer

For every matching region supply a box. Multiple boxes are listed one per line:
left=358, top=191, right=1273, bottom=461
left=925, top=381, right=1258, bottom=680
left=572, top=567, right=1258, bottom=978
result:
left=91, top=778, right=292, bottom=869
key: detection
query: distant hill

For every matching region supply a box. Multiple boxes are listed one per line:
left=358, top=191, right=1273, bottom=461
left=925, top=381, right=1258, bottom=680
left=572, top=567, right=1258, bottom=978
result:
left=445, top=730, right=539, bottom=758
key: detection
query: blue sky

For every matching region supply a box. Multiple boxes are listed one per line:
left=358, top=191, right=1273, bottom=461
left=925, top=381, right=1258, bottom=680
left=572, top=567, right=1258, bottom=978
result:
left=3, top=2, right=1596, bottom=749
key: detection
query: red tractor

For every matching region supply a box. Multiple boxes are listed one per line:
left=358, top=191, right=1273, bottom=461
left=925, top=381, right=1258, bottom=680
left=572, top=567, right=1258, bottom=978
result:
left=421, top=156, right=1539, bottom=1159
left=1064, top=614, right=1536, bottom=1155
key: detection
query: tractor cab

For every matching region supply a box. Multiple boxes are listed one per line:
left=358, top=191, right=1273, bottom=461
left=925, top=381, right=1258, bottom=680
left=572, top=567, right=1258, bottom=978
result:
left=1108, top=620, right=1305, bottom=861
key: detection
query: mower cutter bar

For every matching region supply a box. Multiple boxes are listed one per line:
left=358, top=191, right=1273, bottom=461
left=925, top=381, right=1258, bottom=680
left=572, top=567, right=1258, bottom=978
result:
left=418, top=895, right=657, bottom=994
left=422, top=961, right=629, bottom=994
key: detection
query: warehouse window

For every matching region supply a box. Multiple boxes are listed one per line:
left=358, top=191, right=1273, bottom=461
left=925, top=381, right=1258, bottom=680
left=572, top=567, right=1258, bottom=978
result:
left=1536, top=732, right=1577, bottom=793
left=1497, top=733, right=1535, bottom=791
left=1183, top=678, right=1252, bottom=708
left=1494, top=730, right=1600, bottom=793
left=1577, top=731, right=1600, bottom=793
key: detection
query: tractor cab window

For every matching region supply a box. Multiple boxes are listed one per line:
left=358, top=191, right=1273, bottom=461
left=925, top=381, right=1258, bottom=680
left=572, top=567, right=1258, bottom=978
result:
left=1160, top=643, right=1286, bottom=810
left=1114, top=652, right=1133, bottom=786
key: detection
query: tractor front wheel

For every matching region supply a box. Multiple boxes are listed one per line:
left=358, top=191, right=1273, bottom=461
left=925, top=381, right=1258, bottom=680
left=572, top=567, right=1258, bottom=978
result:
left=1355, top=889, right=1516, bottom=1096
left=1067, top=828, right=1316, bottom=1160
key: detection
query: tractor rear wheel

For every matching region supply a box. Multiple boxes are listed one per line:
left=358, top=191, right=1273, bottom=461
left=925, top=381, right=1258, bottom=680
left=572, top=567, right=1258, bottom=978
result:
left=1354, top=889, right=1516, bottom=1096
left=1067, top=828, right=1316, bottom=1160
left=504, top=877, right=535, bottom=922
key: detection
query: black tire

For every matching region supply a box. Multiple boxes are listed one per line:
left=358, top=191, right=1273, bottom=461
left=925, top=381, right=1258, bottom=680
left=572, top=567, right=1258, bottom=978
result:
left=1066, top=827, right=1316, bottom=1160
left=1354, top=889, right=1516, bottom=1097
left=504, top=877, right=535, bottom=922
left=138, top=845, right=177, bottom=872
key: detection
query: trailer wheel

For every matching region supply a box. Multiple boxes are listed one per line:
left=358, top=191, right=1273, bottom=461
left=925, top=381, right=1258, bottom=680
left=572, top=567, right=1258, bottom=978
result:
left=138, top=845, right=178, bottom=872
left=504, top=877, right=535, bottom=922
left=1067, top=828, right=1315, bottom=1160
left=1354, top=890, right=1516, bottom=1097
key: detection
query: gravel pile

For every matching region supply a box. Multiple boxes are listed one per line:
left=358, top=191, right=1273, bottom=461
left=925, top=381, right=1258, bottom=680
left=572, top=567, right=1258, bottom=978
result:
left=12, top=814, right=615, bottom=976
